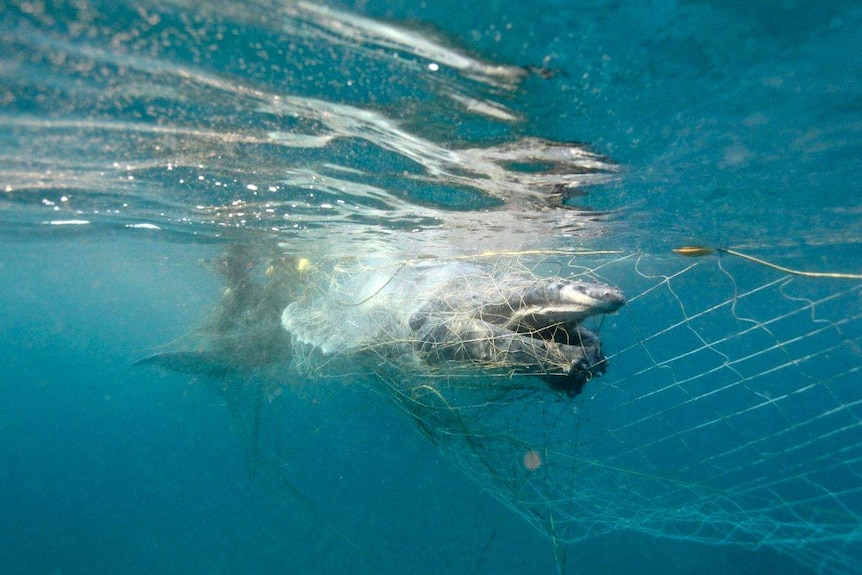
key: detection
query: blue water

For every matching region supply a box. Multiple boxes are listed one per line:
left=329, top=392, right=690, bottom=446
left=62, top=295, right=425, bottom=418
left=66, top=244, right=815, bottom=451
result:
left=2, top=1, right=861, bottom=574
left=0, top=243, right=809, bottom=572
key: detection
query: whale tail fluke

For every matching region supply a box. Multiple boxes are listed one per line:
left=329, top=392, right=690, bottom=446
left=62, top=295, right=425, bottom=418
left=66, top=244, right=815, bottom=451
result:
left=134, top=351, right=233, bottom=378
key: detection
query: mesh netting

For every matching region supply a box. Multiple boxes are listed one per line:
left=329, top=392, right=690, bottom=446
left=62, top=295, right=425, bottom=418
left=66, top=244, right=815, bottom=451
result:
left=280, top=256, right=622, bottom=394
left=144, top=248, right=862, bottom=573
left=270, top=250, right=862, bottom=573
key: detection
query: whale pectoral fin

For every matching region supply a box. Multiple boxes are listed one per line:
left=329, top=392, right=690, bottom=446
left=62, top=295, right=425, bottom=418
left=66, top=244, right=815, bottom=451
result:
left=134, top=351, right=232, bottom=377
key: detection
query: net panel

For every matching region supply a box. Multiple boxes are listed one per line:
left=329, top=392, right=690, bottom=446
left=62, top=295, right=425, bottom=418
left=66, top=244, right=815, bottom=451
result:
left=153, top=248, right=862, bottom=574
left=350, top=251, right=862, bottom=574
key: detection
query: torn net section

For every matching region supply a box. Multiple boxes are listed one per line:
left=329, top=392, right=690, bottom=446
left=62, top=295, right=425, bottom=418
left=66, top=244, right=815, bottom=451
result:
left=364, top=252, right=862, bottom=574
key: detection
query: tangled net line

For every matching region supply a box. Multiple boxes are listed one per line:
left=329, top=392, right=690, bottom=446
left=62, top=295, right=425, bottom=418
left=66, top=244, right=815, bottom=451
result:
left=279, top=249, right=862, bottom=574
left=282, top=253, right=616, bottom=386
left=192, top=246, right=859, bottom=574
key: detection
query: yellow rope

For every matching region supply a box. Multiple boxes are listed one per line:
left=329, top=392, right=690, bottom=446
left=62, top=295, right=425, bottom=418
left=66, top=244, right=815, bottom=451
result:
left=673, top=245, right=862, bottom=280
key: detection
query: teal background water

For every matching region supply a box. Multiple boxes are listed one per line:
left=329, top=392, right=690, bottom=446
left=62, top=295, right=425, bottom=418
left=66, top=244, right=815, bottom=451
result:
left=0, top=243, right=810, bottom=571
left=1, top=1, right=861, bottom=573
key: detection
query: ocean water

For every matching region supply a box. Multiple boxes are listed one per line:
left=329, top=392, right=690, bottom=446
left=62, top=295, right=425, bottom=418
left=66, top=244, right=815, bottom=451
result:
left=1, top=1, right=861, bottom=574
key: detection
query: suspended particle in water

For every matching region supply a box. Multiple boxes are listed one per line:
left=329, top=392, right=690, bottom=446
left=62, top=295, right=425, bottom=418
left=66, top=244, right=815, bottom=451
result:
left=522, top=449, right=542, bottom=471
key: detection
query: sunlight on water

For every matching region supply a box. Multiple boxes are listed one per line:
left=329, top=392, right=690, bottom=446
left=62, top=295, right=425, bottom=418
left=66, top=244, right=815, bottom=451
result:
left=0, top=0, right=617, bottom=256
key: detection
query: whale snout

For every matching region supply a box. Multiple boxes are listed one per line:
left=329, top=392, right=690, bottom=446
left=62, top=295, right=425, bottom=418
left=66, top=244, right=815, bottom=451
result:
left=595, top=285, right=626, bottom=312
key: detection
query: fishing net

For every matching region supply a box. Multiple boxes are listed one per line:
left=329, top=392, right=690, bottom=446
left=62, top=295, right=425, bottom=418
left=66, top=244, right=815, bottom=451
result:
left=224, top=248, right=859, bottom=574
left=363, top=251, right=860, bottom=574
left=279, top=255, right=622, bottom=396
